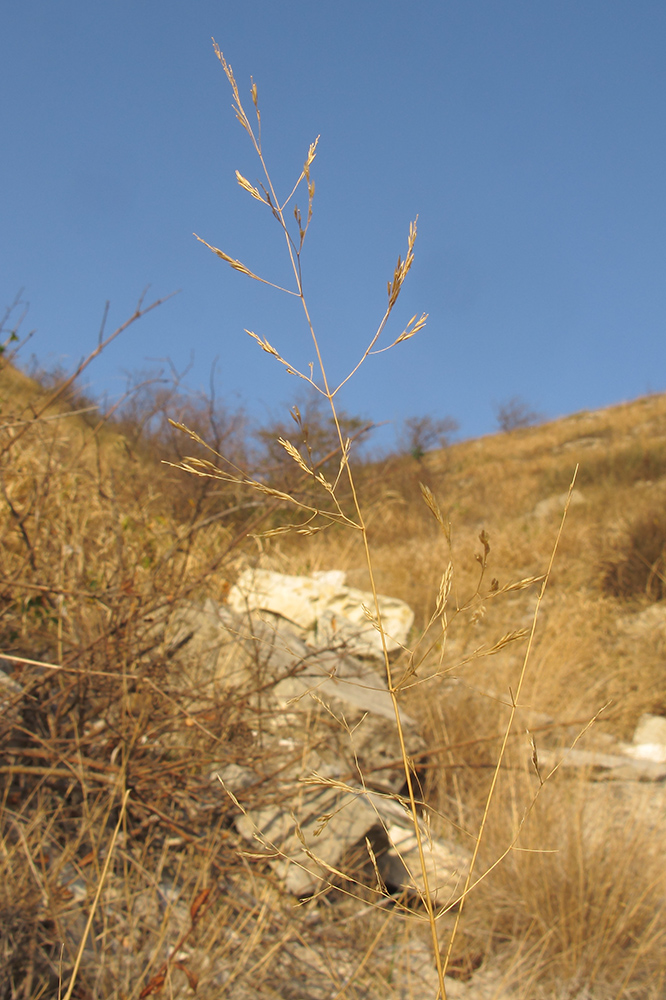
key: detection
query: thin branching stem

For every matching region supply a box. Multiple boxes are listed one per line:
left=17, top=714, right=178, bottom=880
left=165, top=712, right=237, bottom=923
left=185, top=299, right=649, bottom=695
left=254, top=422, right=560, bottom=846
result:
left=192, top=49, right=536, bottom=1000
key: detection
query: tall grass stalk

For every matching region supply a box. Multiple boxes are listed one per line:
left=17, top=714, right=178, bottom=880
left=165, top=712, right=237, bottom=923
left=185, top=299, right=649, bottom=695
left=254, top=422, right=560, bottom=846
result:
left=62, top=790, right=131, bottom=1000
left=171, top=43, right=570, bottom=998
left=187, top=42, right=451, bottom=994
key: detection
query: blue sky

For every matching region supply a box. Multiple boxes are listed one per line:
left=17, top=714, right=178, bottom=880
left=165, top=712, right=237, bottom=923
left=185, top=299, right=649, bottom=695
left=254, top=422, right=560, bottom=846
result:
left=3, top=1, right=666, bottom=448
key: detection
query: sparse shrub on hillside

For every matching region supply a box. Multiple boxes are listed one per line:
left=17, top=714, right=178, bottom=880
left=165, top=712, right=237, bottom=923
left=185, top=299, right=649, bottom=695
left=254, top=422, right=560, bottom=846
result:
left=254, top=392, right=374, bottom=486
left=116, top=365, right=248, bottom=466
left=25, top=355, right=103, bottom=424
left=398, top=413, right=459, bottom=460
left=113, top=369, right=254, bottom=527
left=601, top=507, right=666, bottom=601
left=0, top=292, right=25, bottom=361
left=494, top=395, right=544, bottom=432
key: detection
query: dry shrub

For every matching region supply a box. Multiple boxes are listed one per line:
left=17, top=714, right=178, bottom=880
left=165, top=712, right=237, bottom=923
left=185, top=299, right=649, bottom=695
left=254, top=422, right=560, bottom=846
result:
left=254, top=393, right=373, bottom=484
left=0, top=858, right=55, bottom=1000
left=494, top=396, right=544, bottom=433
left=600, top=507, right=666, bottom=602
left=0, top=343, right=297, bottom=996
left=397, top=414, right=459, bottom=460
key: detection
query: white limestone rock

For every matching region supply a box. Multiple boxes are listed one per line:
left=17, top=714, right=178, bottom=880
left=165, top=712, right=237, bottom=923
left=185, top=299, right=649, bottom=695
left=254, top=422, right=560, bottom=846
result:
left=228, top=568, right=414, bottom=659
left=160, top=589, right=467, bottom=903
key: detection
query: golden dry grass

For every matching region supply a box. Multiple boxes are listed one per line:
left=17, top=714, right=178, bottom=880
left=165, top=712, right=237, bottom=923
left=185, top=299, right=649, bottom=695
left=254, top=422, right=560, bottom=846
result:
left=261, top=392, right=666, bottom=997
left=3, top=353, right=666, bottom=997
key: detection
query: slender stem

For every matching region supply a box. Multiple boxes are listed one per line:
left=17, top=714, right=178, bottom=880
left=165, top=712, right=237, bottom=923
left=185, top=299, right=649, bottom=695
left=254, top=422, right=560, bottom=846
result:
left=305, top=314, right=448, bottom=994
left=218, top=65, right=448, bottom=996
left=62, top=789, right=131, bottom=1000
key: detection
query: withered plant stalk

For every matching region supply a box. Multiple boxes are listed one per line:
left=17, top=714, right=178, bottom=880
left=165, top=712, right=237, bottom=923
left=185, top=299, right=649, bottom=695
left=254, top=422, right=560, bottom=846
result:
left=176, top=43, right=562, bottom=999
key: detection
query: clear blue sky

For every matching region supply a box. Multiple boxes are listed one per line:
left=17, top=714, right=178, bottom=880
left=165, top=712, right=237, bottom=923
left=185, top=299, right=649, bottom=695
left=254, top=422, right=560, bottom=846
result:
left=3, top=2, right=666, bottom=447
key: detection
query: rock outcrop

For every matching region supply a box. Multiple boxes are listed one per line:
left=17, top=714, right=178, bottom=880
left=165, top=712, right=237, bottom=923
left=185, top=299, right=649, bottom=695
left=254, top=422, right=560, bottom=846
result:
left=227, top=567, right=415, bottom=659
left=164, top=570, right=467, bottom=901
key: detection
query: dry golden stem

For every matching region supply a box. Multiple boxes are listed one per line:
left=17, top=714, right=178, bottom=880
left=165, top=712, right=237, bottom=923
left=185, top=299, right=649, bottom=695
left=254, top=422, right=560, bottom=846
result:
left=62, top=789, right=131, bottom=1000
left=196, top=47, right=448, bottom=998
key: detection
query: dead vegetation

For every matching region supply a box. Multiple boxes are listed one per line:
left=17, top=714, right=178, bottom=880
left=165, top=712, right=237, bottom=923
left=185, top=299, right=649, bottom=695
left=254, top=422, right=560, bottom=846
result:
left=3, top=336, right=666, bottom=997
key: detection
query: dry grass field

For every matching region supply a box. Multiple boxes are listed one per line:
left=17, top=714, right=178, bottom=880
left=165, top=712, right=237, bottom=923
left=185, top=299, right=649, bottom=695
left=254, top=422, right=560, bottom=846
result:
left=2, top=338, right=666, bottom=998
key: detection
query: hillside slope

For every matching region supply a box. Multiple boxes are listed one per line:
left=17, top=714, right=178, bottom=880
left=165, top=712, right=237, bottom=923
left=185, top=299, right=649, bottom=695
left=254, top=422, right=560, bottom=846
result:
left=1, top=366, right=665, bottom=999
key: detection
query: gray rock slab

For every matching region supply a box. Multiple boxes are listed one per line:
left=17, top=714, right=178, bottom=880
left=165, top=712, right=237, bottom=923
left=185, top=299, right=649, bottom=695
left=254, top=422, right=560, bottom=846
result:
left=235, top=781, right=379, bottom=896
left=164, top=600, right=415, bottom=727
left=227, top=768, right=468, bottom=900
left=228, top=568, right=414, bottom=659
left=364, top=792, right=469, bottom=903
left=539, top=746, right=666, bottom=781
left=161, top=592, right=468, bottom=902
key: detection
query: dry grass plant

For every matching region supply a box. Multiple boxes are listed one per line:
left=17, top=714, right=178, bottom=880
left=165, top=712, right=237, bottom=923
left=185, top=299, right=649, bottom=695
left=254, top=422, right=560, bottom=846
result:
left=474, top=771, right=666, bottom=999
left=166, top=45, right=587, bottom=1000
